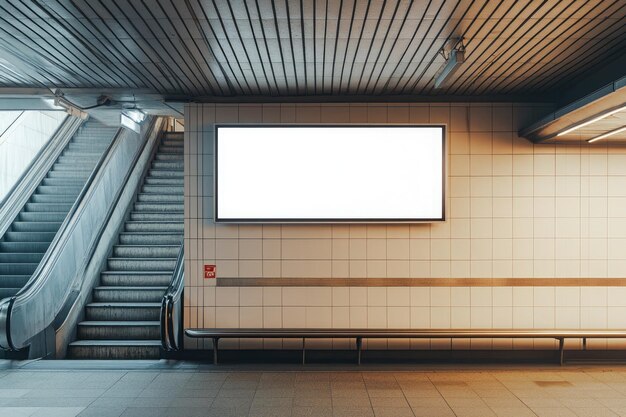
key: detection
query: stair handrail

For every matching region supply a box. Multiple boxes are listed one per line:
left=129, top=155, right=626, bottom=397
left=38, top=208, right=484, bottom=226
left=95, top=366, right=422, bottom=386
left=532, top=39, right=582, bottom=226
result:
left=0, top=114, right=77, bottom=239
left=161, top=241, right=184, bottom=351
left=0, top=117, right=164, bottom=352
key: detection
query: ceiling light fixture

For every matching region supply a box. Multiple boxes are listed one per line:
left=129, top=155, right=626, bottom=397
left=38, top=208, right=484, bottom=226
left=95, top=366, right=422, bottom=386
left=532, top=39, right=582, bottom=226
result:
left=434, top=39, right=465, bottom=89
left=587, top=126, right=626, bottom=143
left=557, top=105, right=626, bottom=137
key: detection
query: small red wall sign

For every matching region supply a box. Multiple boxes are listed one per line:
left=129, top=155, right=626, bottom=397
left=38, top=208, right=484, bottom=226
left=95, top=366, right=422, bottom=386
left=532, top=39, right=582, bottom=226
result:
left=204, top=264, right=216, bottom=279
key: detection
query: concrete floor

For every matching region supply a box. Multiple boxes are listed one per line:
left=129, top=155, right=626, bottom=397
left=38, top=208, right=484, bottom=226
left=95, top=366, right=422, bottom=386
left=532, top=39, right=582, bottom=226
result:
left=1, top=360, right=626, bottom=416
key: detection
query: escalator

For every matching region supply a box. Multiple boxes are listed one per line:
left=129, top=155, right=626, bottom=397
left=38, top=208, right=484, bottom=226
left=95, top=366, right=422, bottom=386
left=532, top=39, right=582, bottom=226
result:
left=68, top=132, right=183, bottom=359
left=0, top=120, right=117, bottom=299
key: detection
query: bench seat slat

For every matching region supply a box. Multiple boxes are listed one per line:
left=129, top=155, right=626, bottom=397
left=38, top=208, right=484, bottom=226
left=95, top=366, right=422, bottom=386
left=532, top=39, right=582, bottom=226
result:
left=185, top=328, right=626, bottom=339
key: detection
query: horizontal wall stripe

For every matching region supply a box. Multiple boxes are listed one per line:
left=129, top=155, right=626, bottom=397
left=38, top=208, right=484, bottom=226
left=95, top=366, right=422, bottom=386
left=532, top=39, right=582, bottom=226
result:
left=216, top=278, right=626, bottom=287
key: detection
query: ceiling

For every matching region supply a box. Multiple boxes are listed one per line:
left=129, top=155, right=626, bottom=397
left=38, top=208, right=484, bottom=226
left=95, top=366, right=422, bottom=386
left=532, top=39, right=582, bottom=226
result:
left=0, top=0, right=624, bottom=101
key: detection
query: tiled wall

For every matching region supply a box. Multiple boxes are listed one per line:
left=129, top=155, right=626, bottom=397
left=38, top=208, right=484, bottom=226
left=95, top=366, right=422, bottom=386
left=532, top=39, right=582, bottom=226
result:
left=184, top=102, right=626, bottom=350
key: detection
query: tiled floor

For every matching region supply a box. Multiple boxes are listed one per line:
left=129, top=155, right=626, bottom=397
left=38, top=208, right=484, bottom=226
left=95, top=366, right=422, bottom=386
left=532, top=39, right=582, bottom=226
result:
left=2, top=361, right=626, bottom=416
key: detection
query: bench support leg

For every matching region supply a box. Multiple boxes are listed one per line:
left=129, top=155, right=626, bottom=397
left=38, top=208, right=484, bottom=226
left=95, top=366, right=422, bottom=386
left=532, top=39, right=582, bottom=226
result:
left=302, top=338, right=306, bottom=365
left=356, top=337, right=362, bottom=366
left=558, top=338, right=564, bottom=366
left=213, top=337, right=219, bottom=365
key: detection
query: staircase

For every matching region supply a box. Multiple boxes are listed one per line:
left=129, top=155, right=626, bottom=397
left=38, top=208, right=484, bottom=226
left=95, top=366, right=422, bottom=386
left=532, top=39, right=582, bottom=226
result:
left=69, top=132, right=183, bottom=359
left=0, top=120, right=117, bottom=299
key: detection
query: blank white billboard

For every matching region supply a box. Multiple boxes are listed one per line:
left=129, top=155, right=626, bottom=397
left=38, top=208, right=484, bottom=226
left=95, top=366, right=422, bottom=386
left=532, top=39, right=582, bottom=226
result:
left=215, top=125, right=445, bottom=222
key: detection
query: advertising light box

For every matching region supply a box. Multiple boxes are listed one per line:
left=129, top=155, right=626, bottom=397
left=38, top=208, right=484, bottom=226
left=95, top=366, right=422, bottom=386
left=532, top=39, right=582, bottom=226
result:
left=215, top=125, right=445, bottom=222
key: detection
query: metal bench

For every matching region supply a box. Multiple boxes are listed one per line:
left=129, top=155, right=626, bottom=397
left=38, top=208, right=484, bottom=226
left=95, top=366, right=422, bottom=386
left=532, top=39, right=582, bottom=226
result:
left=185, top=328, right=626, bottom=365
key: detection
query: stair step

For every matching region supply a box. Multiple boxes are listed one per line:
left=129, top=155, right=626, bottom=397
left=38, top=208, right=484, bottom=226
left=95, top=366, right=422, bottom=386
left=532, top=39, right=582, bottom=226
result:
left=93, top=287, right=167, bottom=302
left=0, top=253, right=44, bottom=263
left=152, top=161, right=183, bottom=170
left=68, top=340, right=161, bottom=359
left=41, top=178, right=86, bottom=187
left=141, top=185, right=183, bottom=194
left=100, top=272, right=172, bottom=287
left=136, top=193, right=183, bottom=203
left=162, top=139, right=183, bottom=145
left=0, top=275, right=31, bottom=288
left=3, top=231, right=56, bottom=242
left=77, top=321, right=160, bottom=340
left=107, top=258, right=177, bottom=271
left=68, top=139, right=111, bottom=145
left=18, top=212, right=67, bottom=223
left=56, top=156, right=100, bottom=165
left=161, top=139, right=183, bottom=145
left=47, top=170, right=89, bottom=179
left=30, top=194, right=78, bottom=204
left=25, top=203, right=73, bottom=212
left=129, top=212, right=183, bottom=221
left=124, top=221, right=183, bottom=233
left=0, top=242, right=49, bottom=253
left=133, top=202, right=183, bottom=213
left=113, top=245, right=180, bottom=258
left=68, top=139, right=112, bottom=146
left=0, top=263, right=38, bottom=275
left=65, top=147, right=108, bottom=155
left=155, top=153, right=183, bottom=161
left=85, top=303, right=161, bottom=321
left=158, top=147, right=184, bottom=154
left=11, top=221, right=62, bottom=232
left=118, top=233, right=182, bottom=245
left=51, top=163, right=94, bottom=172
left=36, top=185, right=84, bottom=195
left=144, top=178, right=183, bottom=186
left=147, top=169, right=183, bottom=178
left=62, top=150, right=104, bottom=158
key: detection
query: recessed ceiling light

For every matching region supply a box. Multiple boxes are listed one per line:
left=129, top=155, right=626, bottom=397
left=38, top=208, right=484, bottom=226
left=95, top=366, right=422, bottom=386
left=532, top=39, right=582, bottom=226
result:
left=588, top=126, right=626, bottom=143
left=557, top=105, right=626, bottom=137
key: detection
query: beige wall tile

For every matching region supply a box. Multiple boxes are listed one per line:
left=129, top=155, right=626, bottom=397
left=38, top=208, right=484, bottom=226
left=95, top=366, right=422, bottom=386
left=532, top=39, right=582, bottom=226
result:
left=282, top=239, right=332, bottom=260
left=387, top=287, right=410, bottom=306
left=282, top=260, right=332, bottom=277
left=239, top=239, right=262, bottom=259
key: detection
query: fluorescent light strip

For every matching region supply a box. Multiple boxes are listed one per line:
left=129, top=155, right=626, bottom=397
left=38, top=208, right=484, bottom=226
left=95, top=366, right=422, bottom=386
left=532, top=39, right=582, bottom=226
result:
left=557, top=105, right=626, bottom=137
left=588, top=126, right=626, bottom=143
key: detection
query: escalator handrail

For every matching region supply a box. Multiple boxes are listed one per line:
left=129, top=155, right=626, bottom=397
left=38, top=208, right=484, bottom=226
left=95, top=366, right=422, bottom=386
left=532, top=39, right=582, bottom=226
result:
left=161, top=242, right=184, bottom=351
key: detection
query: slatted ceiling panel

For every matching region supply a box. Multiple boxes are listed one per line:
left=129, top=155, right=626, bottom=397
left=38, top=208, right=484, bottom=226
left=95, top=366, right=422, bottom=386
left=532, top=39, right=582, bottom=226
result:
left=0, top=0, right=622, bottom=98
left=486, top=1, right=626, bottom=94
left=445, top=1, right=538, bottom=95
left=516, top=27, right=623, bottom=94
left=465, top=3, right=574, bottom=95
left=452, top=1, right=611, bottom=94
